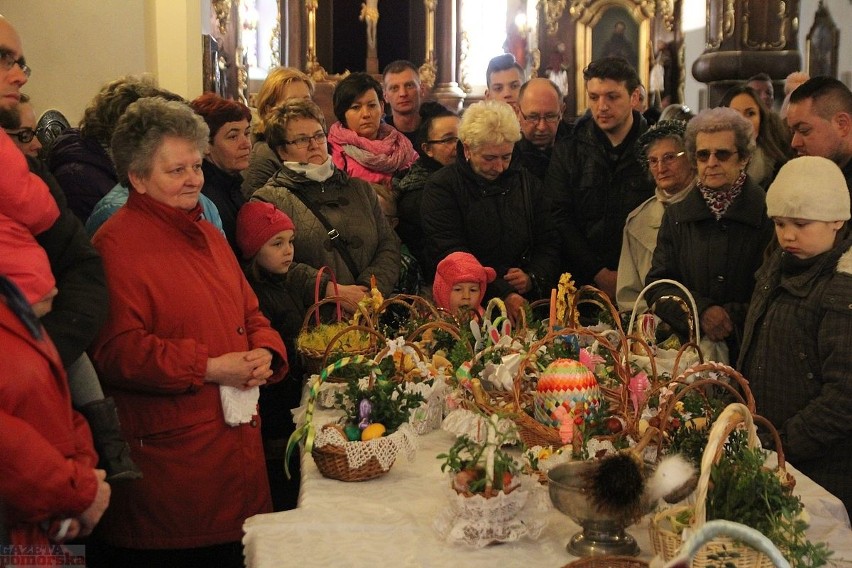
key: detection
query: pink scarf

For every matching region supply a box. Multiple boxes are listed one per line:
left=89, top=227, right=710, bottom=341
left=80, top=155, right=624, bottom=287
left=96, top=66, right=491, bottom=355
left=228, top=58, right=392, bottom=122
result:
left=328, top=121, right=418, bottom=175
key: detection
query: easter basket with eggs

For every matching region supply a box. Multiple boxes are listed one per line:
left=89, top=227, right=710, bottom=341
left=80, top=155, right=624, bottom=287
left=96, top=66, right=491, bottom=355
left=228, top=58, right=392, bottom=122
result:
left=286, top=355, right=420, bottom=482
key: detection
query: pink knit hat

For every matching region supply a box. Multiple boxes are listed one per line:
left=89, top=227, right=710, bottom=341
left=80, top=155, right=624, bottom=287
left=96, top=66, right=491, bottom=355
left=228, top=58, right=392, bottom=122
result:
left=0, top=218, right=56, bottom=305
left=236, top=201, right=296, bottom=259
left=432, top=252, right=496, bottom=311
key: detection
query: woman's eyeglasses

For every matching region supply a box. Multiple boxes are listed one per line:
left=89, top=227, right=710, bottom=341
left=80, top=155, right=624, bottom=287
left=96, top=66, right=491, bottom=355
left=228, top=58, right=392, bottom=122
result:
left=695, top=149, right=738, bottom=163
left=4, top=128, right=36, bottom=144
left=425, top=136, right=458, bottom=146
left=283, top=132, right=327, bottom=149
left=647, top=151, right=685, bottom=168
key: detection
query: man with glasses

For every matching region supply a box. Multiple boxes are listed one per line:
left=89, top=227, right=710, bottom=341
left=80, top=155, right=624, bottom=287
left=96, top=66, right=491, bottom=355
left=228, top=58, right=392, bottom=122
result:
left=516, top=78, right=568, bottom=180
left=4, top=93, right=41, bottom=158
left=382, top=60, right=422, bottom=145
left=544, top=57, right=653, bottom=300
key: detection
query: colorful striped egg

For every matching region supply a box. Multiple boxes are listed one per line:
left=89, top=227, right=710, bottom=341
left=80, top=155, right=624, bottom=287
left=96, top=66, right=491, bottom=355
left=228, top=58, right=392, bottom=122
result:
left=533, top=358, right=601, bottom=427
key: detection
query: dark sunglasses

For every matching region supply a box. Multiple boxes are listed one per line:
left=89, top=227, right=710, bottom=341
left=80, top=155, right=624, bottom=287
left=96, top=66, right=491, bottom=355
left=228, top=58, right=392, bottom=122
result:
left=4, top=128, right=36, bottom=144
left=695, top=149, right=738, bottom=163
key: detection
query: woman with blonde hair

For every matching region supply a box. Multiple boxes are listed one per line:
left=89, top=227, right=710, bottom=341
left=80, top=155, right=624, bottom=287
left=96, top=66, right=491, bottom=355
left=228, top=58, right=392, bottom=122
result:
left=421, top=100, right=560, bottom=322
left=242, top=67, right=315, bottom=198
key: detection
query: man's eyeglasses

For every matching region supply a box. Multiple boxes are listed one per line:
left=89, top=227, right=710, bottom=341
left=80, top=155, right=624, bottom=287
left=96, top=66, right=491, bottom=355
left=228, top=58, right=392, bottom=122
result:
left=519, top=112, right=560, bottom=125
left=283, top=132, right=327, bottom=149
left=647, top=151, right=685, bottom=168
left=4, top=128, right=36, bottom=143
left=0, top=49, right=31, bottom=78
left=425, top=136, right=458, bottom=146
left=695, top=149, right=739, bottom=163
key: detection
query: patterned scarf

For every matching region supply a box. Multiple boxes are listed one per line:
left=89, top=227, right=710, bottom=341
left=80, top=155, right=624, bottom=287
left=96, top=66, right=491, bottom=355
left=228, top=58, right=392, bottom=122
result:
left=698, top=170, right=747, bottom=220
left=327, top=121, right=418, bottom=174
left=284, top=156, right=335, bottom=182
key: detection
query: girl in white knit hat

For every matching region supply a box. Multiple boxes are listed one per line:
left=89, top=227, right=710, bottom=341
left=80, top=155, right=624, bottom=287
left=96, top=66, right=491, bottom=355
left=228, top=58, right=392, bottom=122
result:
left=738, top=155, right=852, bottom=517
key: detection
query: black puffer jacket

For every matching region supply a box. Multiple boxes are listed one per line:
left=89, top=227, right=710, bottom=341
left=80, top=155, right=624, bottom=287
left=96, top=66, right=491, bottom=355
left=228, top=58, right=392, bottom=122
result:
left=421, top=144, right=560, bottom=301
left=393, top=155, right=444, bottom=274
left=544, top=111, right=653, bottom=283
left=201, top=159, right=246, bottom=256
left=30, top=157, right=108, bottom=367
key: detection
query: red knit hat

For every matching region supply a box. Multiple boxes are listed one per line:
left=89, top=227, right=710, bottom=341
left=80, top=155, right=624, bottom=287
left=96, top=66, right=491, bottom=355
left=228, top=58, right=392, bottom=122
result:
left=432, top=252, right=496, bottom=311
left=236, top=201, right=296, bottom=259
left=0, top=218, right=56, bottom=305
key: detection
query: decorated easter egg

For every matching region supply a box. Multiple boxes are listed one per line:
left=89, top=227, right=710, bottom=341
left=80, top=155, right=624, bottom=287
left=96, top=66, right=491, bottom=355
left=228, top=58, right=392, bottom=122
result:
left=533, top=358, right=601, bottom=427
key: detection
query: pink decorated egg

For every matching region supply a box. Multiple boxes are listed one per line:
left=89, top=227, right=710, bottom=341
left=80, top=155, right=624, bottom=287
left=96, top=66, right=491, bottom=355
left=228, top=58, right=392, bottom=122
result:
left=533, top=358, right=601, bottom=427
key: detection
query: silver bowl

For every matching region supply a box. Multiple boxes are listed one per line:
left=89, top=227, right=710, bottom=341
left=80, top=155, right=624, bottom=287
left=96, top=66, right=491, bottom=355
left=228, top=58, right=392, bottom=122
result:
left=547, top=460, right=654, bottom=557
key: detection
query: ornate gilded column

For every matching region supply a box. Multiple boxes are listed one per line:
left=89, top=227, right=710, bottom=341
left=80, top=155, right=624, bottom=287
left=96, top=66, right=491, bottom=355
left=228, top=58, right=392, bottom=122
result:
left=418, top=0, right=438, bottom=90
left=431, top=0, right=466, bottom=112
left=692, top=0, right=801, bottom=107
left=304, top=0, right=329, bottom=81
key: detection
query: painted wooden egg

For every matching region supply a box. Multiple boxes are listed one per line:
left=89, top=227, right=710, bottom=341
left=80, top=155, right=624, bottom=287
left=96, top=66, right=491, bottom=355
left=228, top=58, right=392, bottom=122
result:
left=533, top=358, right=601, bottom=427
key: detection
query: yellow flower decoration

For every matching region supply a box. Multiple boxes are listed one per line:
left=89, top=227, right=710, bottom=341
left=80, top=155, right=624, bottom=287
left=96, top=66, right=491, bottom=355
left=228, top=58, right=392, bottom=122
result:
left=555, top=272, right=579, bottom=327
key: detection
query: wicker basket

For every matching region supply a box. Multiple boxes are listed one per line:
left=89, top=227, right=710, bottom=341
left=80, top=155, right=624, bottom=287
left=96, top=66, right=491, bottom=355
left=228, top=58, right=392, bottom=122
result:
left=563, top=557, right=649, bottom=568
left=649, top=402, right=785, bottom=567
left=286, top=355, right=416, bottom=482
left=311, top=424, right=399, bottom=482
left=297, top=300, right=381, bottom=378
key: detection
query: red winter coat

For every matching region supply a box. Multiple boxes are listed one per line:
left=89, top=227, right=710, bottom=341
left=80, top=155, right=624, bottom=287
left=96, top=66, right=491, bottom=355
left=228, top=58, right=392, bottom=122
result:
left=90, top=191, right=288, bottom=549
left=0, top=299, right=98, bottom=547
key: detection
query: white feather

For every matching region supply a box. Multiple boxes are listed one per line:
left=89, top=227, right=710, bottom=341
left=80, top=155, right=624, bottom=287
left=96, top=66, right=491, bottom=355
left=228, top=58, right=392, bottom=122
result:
left=645, top=454, right=696, bottom=504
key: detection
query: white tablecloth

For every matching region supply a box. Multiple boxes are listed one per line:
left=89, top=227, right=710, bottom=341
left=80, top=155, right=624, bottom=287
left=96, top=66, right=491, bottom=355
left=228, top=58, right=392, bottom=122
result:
left=243, top=415, right=852, bottom=567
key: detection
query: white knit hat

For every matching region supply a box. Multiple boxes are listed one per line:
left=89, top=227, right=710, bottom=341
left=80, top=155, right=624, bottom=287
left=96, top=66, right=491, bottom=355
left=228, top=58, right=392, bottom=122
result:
left=766, top=156, right=850, bottom=221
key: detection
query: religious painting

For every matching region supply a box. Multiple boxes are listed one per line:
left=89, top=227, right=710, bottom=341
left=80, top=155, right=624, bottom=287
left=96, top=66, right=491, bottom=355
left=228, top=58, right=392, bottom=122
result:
left=592, top=7, right=640, bottom=74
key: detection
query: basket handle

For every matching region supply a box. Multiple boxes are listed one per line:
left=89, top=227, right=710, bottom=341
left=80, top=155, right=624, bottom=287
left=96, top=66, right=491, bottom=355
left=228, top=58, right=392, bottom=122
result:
left=313, top=266, right=341, bottom=325
left=692, top=403, right=757, bottom=529
left=673, top=361, right=757, bottom=412
left=628, top=278, right=702, bottom=347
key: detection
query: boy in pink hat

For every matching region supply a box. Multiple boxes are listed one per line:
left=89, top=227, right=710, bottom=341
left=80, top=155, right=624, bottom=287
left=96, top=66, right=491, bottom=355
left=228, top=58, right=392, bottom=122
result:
left=432, top=251, right=497, bottom=315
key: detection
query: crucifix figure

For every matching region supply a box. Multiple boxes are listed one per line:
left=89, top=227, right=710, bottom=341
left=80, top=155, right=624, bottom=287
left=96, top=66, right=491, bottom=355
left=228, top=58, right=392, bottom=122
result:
left=360, top=0, right=379, bottom=51
left=360, top=0, right=380, bottom=73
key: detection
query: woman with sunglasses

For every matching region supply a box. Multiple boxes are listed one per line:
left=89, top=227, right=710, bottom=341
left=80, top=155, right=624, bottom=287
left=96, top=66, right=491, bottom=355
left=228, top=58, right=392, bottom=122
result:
left=645, top=107, right=774, bottom=362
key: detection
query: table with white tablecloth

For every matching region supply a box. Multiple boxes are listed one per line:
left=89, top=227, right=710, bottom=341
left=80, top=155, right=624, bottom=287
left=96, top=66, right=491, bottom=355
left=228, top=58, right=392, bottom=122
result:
left=243, top=415, right=852, bottom=568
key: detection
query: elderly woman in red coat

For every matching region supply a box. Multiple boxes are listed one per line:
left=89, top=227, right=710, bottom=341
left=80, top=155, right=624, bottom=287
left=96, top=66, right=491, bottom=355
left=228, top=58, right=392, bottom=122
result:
left=88, top=97, right=288, bottom=568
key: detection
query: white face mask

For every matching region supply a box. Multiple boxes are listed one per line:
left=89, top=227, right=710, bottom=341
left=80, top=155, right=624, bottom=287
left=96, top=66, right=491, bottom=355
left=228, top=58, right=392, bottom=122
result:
left=285, top=156, right=335, bottom=182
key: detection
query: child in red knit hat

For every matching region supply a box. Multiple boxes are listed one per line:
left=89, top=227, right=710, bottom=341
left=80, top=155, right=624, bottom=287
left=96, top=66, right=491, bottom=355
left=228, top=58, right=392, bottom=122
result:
left=236, top=200, right=330, bottom=511
left=432, top=251, right=496, bottom=315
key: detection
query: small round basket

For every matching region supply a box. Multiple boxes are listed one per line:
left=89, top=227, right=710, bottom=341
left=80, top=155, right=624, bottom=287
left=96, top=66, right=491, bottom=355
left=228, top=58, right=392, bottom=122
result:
left=311, top=423, right=414, bottom=482
left=563, top=557, right=649, bottom=568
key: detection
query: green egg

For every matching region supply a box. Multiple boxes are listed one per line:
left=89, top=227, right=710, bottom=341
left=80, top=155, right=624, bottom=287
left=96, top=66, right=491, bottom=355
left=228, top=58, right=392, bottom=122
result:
left=343, top=423, right=361, bottom=441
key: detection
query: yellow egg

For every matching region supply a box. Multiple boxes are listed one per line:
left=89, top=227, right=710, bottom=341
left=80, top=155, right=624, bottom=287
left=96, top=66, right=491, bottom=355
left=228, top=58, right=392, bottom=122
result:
left=361, top=423, right=386, bottom=441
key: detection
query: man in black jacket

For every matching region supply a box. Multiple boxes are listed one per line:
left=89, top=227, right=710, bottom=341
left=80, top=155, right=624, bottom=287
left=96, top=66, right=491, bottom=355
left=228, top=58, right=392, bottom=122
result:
left=544, top=57, right=654, bottom=300
left=515, top=78, right=569, bottom=180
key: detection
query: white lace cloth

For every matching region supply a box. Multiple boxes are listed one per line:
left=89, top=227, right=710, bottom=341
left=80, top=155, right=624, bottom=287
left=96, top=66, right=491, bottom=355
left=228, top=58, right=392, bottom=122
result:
left=433, top=475, right=551, bottom=547
left=244, top=410, right=852, bottom=567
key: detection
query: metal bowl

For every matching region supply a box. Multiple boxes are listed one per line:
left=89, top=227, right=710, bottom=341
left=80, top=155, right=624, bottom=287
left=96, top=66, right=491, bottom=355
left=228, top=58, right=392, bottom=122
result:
left=548, top=460, right=654, bottom=557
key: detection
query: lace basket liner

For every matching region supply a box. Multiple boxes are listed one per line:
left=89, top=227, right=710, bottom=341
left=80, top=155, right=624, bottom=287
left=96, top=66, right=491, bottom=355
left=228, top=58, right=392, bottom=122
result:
left=314, top=422, right=417, bottom=471
left=433, top=476, right=551, bottom=547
